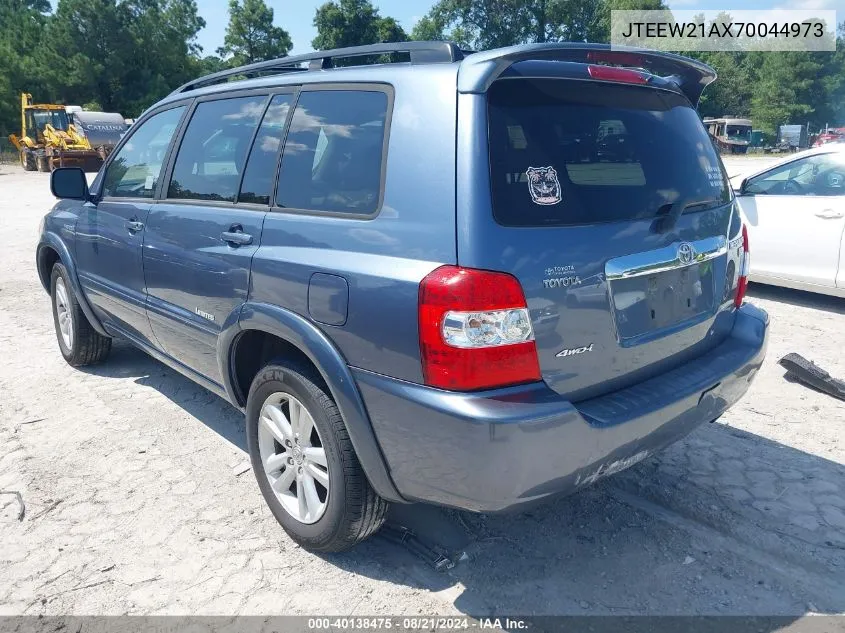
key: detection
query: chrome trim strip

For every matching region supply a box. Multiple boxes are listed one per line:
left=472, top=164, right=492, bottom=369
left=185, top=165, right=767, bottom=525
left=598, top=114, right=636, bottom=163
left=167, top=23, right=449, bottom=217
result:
left=605, top=236, right=728, bottom=281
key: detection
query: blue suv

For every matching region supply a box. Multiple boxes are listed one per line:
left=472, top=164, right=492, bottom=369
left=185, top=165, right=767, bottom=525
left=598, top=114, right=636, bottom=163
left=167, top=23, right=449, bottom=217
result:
left=37, top=42, right=768, bottom=551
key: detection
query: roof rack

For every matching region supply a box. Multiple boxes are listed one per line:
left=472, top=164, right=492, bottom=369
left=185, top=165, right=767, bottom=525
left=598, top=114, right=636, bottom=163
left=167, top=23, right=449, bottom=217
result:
left=172, top=41, right=465, bottom=94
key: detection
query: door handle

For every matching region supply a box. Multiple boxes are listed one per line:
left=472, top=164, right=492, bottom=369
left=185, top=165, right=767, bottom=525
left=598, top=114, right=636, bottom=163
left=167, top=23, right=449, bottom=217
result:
left=125, top=220, right=144, bottom=233
left=815, top=209, right=844, bottom=219
left=221, top=229, right=253, bottom=246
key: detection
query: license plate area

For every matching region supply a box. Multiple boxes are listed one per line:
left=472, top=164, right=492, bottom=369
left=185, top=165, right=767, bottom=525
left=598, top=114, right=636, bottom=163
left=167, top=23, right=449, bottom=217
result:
left=609, top=262, right=717, bottom=343
left=605, top=236, right=727, bottom=345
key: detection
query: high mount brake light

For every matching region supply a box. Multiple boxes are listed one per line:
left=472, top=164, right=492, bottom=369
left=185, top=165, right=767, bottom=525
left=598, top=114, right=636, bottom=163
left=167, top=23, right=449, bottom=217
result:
left=586, top=51, right=646, bottom=67
left=735, top=224, right=750, bottom=308
left=587, top=65, right=648, bottom=85
left=418, top=266, right=541, bottom=391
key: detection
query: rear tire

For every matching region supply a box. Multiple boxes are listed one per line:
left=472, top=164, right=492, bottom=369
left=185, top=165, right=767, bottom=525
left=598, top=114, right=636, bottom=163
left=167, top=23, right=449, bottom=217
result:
left=246, top=361, right=388, bottom=552
left=37, top=155, right=50, bottom=172
left=50, top=262, right=111, bottom=367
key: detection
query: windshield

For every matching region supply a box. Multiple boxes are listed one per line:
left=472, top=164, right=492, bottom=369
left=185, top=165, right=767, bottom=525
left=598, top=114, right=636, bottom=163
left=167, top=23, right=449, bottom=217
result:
left=488, top=78, right=731, bottom=227
left=32, top=109, right=70, bottom=131
left=726, top=125, right=751, bottom=140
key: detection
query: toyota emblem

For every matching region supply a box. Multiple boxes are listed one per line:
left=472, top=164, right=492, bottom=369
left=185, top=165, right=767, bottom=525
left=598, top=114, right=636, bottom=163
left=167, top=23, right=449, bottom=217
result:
left=678, top=242, right=695, bottom=265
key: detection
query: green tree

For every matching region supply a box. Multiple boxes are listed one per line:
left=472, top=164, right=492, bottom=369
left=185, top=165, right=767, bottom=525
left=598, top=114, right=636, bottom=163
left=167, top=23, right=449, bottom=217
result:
left=194, top=55, right=227, bottom=76
left=749, top=52, right=822, bottom=135
left=588, top=0, right=667, bottom=43
left=0, top=0, right=52, bottom=147
left=409, top=0, right=528, bottom=49
left=39, top=0, right=135, bottom=112
left=217, top=0, right=292, bottom=66
left=409, top=15, right=444, bottom=42
left=695, top=52, right=752, bottom=119
left=37, top=0, right=205, bottom=117
left=122, top=0, right=207, bottom=112
left=818, top=22, right=845, bottom=127
left=0, top=0, right=213, bottom=146
left=376, top=16, right=407, bottom=44
left=312, top=0, right=407, bottom=50
left=410, top=0, right=666, bottom=50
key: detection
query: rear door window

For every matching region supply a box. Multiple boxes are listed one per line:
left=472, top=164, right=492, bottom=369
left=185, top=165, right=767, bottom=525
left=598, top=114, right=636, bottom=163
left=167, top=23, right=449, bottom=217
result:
left=168, top=95, right=266, bottom=202
left=488, top=79, right=730, bottom=226
left=275, top=90, right=388, bottom=215
left=238, top=94, right=293, bottom=204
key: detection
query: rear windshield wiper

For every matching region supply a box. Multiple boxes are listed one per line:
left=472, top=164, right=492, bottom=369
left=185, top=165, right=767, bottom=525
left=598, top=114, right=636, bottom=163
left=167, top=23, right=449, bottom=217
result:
left=655, top=198, right=723, bottom=233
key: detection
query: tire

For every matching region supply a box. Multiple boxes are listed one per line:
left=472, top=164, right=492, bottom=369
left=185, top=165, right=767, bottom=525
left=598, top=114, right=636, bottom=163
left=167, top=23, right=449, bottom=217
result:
left=37, top=155, right=50, bottom=172
left=21, top=150, right=36, bottom=171
left=246, top=361, right=388, bottom=552
left=50, top=262, right=111, bottom=367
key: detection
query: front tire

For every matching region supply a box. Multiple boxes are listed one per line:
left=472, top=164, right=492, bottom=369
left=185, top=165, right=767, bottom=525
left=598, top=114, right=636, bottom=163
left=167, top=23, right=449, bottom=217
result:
left=21, top=150, right=36, bottom=171
left=50, top=263, right=111, bottom=366
left=246, top=361, right=388, bottom=552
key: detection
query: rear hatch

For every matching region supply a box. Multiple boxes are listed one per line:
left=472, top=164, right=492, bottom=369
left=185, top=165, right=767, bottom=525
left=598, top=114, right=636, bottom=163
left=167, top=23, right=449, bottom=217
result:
left=459, top=71, right=743, bottom=401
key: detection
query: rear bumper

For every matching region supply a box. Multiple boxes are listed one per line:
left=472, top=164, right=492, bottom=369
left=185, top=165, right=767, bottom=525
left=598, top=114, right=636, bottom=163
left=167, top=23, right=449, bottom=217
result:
left=353, top=303, right=769, bottom=512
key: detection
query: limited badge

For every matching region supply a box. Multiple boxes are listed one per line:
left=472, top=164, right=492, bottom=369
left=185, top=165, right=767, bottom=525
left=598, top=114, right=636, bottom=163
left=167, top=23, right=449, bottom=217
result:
left=526, top=166, right=562, bottom=205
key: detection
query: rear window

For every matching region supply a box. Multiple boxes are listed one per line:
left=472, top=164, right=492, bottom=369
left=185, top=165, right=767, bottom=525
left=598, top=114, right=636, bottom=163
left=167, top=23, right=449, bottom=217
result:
left=488, top=79, right=730, bottom=227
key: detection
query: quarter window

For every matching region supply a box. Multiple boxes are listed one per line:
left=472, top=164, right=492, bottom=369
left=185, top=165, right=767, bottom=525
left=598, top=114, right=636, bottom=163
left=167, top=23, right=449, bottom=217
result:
left=238, top=94, right=293, bottom=205
left=276, top=90, right=388, bottom=215
left=168, top=96, right=267, bottom=202
left=102, top=106, right=185, bottom=198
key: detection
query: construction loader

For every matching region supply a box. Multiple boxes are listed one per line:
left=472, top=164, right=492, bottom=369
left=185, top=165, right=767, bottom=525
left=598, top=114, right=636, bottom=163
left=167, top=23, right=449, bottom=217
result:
left=8, top=93, right=126, bottom=172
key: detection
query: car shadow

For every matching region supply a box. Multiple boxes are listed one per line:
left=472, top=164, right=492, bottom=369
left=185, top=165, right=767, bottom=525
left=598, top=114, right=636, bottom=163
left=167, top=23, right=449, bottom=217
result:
left=80, top=341, right=845, bottom=621
left=80, top=340, right=248, bottom=451
left=329, top=421, right=845, bottom=620
left=747, top=283, right=845, bottom=314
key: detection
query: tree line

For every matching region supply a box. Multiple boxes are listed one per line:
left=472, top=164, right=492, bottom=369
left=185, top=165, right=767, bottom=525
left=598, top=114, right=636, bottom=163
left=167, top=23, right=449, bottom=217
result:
left=2, top=0, right=844, bottom=151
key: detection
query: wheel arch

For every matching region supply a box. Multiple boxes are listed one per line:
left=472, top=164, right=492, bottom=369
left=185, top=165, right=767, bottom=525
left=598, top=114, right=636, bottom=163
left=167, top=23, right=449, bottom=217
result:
left=36, top=243, right=61, bottom=292
left=222, top=302, right=406, bottom=504
left=36, top=235, right=109, bottom=337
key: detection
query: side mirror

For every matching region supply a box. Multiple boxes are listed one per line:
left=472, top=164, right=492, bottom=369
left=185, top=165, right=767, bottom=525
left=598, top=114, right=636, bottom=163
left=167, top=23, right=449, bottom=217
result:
left=738, top=178, right=749, bottom=195
left=50, top=167, right=89, bottom=200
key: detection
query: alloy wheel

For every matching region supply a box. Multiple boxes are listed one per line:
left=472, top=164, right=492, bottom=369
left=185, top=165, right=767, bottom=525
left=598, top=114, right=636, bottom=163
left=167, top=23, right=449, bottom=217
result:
left=54, top=277, right=74, bottom=350
left=257, top=392, right=329, bottom=524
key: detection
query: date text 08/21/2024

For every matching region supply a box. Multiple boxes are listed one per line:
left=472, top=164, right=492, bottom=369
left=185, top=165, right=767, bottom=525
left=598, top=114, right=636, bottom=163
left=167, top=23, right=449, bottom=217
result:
left=306, top=618, right=529, bottom=630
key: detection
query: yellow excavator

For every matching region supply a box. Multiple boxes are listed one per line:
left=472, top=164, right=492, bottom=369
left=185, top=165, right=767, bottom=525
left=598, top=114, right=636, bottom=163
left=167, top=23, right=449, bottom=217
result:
left=8, top=93, right=110, bottom=172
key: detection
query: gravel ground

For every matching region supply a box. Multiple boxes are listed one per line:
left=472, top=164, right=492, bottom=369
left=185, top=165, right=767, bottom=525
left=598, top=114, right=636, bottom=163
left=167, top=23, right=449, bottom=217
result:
left=720, top=154, right=783, bottom=178
left=1, top=160, right=844, bottom=619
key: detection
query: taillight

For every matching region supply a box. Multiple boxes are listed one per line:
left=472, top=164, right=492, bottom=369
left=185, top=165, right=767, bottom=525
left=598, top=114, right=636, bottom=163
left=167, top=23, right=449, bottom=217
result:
left=735, top=224, right=750, bottom=308
left=419, top=266, right=541, bottom=391
left=587, top=64, right=648, bottom=85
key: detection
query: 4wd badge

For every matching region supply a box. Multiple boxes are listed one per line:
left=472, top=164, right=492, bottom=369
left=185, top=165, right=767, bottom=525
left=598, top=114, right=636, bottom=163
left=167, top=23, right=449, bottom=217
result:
left=556, top=343, right=594, bottom=358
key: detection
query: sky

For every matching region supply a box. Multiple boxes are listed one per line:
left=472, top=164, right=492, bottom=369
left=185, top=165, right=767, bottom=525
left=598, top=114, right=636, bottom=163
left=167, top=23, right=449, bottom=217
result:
left=194, top=0, right=844, bottom=57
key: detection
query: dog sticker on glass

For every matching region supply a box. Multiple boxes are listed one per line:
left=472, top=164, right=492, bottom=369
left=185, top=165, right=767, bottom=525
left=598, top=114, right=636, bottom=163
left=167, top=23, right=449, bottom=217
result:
left=526, top=166, right=562, bottom=205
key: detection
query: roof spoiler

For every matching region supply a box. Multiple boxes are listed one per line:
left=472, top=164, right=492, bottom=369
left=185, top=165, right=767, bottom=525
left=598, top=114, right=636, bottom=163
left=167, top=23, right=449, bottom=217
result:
left=457, top=43, right=716, bottom=106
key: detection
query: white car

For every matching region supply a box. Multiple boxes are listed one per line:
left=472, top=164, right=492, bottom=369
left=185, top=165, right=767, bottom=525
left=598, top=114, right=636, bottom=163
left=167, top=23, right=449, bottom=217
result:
left=731, top=146, right=845, bottom=298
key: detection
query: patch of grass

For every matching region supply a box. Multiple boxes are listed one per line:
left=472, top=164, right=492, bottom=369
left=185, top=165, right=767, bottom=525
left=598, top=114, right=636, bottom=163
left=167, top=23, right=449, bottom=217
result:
left=0, top=150, right=19, bottom=164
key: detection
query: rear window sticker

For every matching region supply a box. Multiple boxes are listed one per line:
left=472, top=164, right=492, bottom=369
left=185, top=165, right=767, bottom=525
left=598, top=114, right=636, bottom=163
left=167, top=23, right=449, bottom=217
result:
left=526, top=166, right=562, bottom=205
left=704, top=164, right=724, bottom=190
